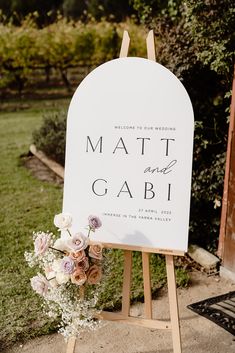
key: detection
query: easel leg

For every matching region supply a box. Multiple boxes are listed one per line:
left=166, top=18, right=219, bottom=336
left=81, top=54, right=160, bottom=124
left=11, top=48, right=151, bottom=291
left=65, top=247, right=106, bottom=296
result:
left=122, top=250, right=132, bottom=316
left=66, top=337, right=76, bottom=353
left=142, top=252, right=152, bottom=319
left=166, top=255, right=182, bottom=353
left=119, top=30, right=130, bottom=58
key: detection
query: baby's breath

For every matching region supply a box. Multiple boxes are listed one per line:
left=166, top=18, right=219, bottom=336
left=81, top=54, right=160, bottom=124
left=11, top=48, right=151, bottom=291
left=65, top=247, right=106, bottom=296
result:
left=25, top=214, right=104, bottom=339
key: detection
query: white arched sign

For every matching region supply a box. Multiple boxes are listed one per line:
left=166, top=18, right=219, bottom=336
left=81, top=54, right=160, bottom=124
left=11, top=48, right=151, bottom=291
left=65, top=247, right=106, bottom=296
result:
left=63, top=57, right=194, bottom=253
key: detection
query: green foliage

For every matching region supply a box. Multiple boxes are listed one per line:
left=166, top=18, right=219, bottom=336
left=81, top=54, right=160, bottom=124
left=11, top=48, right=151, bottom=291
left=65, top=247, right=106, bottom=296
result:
left=0, top=1, right=136, bottom=24
left=0, top=101, right=65, bottom=349
left=131, top=0, right=182, bottom=23
left=32, top=110, right=66, bottom=166
left=86, top=0, right=135, bottom=22
left=133, top=0, right=235, bottom=250
left=62, top=0, right=87, bottom=19
left=0, top=0, right=63, bottom=25
left=98, top=250, right=188, bottom=309
left=185, top=0, right=235, bottom=77
left=0, top=16, right=146, bottom=94
left=175, top=267, right=190, bottom=287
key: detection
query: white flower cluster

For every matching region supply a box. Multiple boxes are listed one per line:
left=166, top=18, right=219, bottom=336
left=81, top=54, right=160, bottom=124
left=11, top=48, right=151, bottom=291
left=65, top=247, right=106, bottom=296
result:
left=25, top=213, right=104, bottom=339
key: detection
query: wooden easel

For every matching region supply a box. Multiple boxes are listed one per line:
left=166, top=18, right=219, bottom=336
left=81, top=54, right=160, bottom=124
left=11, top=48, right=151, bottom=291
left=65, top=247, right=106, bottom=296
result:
left=66, top=30, right=182, bottom=353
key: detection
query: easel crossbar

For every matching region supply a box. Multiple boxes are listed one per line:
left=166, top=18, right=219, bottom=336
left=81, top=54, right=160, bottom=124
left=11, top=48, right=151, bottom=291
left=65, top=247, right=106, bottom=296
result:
left=89, top=240, right=185, bottom=257
left=98, top=311, right=171, bottom=330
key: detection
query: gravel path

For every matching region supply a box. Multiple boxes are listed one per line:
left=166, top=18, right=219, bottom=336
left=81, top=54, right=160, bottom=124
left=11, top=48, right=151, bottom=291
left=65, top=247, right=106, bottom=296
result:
left=6, top=271, right=235, bottom=353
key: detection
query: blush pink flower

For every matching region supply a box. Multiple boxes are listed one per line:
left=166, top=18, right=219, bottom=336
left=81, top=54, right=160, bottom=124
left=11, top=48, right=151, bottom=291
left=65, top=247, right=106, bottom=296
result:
left=31, top=273, right=49, bottom=296
left=89, top=243, right=103, bottom=260
left=87, top=264, right=102, bottom=285
left=71, top=268, right=87, bottom=286
left=34, top=232, right=51, bottom=256
left=77, top=257, right=89, bottom=272
left=69, top=249, right=86, bottom=263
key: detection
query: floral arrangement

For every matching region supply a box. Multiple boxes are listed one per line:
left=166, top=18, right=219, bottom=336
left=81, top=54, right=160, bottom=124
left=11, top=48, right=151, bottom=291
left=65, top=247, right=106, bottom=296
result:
left=25, top=213, right=104, bottom=338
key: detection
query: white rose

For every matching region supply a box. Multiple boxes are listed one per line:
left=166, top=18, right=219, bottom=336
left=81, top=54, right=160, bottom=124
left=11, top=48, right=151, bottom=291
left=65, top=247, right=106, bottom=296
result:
left=54, top=213, right=72, bottom=231
left=56, top=272, right=70, bottom=284
left=52, top=259, right=70, bottom=285
left=54, top=238, right=70, bottom=252
left=52, top=259, right=62, bottom=272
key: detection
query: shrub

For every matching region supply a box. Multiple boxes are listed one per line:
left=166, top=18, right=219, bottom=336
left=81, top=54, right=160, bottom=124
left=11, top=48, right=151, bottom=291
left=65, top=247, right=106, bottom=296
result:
left=131, top=0, right=235, bottom=251
left=32, top=110, right=66, bottom=166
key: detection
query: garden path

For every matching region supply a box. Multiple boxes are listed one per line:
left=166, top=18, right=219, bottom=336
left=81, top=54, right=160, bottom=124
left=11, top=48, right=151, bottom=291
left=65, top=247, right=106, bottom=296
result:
left=6, top=271, right=235, bottom=353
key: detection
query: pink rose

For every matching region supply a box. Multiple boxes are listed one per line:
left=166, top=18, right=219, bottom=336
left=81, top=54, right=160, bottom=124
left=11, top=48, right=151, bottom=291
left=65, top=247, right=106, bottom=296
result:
left=31, top=273, right=49, bottom=296
left=34, top=232, right=51, bottom=256
left=77, top=257, right=89, bottom=272
left=88, top=215, right=102, bottom=230
left=71, top=268, right=87, bottom=286
left=66, top=233, right=89, bottom=252
left=69, top=250, right=86, bottom=262
left=89, top=243, right=103, bottom=260
left=87, top=264, right=102, bottom=285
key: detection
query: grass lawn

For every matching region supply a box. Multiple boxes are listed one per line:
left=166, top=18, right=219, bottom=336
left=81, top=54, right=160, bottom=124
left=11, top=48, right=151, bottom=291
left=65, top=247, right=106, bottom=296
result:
left=0, top=98, right=189, bottom=351
left=0, top=99, right=69, bottom=350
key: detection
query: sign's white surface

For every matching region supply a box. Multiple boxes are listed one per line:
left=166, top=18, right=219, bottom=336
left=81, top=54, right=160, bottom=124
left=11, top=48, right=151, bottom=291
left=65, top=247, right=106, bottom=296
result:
left=63, top=57, right=194, bottom=252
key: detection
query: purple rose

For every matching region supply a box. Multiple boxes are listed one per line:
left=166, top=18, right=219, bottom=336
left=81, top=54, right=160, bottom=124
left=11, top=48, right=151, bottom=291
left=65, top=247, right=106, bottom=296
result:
left=61, top=256, right=76, bottom=274
left=31, top=273, right=49, bottom=296
left=88, top=215, right=102, bottom=230
left=34, top=232, right=51, bottom=256
left=66, top=233, right=89, bottom=252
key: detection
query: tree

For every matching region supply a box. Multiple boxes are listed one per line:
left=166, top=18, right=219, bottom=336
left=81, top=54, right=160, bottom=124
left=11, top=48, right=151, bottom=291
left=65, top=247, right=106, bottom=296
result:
left=86, top=0, right=135, bottom=21
left=133, top=0, right=235, bottom=249
left=0, top=0, right=63, bottom=24
left=62, top=0, right=87, bottom=19
left=0, top=0, right=137, bottom=23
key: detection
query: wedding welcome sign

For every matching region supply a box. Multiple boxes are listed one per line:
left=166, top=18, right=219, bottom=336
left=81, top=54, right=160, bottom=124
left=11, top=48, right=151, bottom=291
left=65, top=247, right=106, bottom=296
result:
left=63, top=57, right=194, bottom=253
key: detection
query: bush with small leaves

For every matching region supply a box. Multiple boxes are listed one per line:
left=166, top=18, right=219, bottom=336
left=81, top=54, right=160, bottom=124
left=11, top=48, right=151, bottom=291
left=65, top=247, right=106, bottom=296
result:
left=32, top=110, right=67, bottom=166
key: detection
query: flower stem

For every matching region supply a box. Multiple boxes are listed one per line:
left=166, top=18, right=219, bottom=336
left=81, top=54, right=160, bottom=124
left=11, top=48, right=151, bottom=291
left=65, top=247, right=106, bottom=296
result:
left=67, top=229, right=72, bottom=237
left=49, top=246, right=66, bottom=255
left=87, top=227, right=92, bottom=238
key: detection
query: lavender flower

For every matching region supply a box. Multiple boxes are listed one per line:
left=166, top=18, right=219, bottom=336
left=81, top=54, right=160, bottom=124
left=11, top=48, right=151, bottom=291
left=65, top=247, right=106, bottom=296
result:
left=61, top=256, right=76, bottom=274
left=66, top=233, right=89, bottom=252
left=31, top=273, right=49, bottom=296
left=88, top=215, right=102, bottom=230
